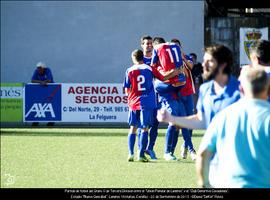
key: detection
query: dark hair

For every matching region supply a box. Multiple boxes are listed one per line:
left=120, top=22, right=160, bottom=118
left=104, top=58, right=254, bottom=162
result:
left=171, top=38, right=181, bottom=46
left=153, top=37, right=166, bottom=45
left=204, top=44, right=233, bottom=75
left=140, top=35, right=152, bottom=45
left=132, top=49, right=144, bottom=62
left=190, top=53, right=197, bottom=59
left=250, top=39, right=270, bottom=65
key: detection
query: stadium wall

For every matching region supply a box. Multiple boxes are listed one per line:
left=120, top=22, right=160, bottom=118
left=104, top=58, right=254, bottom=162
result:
left=1, top=1, right=204, bottom=84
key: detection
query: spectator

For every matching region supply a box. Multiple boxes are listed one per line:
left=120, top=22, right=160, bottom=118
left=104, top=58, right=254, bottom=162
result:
left=239, top=39, right=270, bottom=101
left=190, top=53, right=203, bottom=112
left=196, top=67, right=270, bottom=188
left=31, top=61, right=54, bottom=126
left=31, top=62, right=54, bottom=85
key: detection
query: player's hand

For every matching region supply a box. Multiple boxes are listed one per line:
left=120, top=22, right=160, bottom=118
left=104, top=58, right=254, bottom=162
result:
left=157, top=108, right=173, bottom=124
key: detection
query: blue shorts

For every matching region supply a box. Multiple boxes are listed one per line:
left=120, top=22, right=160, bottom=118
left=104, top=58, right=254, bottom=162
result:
left=128, top=109, right=154, bottom=128
left=154, top=80, right=184, bottom=99
left=160, top=98, right=182, bottom=116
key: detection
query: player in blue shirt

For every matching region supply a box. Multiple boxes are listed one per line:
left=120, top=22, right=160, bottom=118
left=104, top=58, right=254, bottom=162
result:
left=139, top=35, right=159, bottom=160
left=197, top=67, right=270, bottom=188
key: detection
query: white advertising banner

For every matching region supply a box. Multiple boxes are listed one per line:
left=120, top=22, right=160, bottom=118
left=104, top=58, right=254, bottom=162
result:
left=61, top=83, right=129, bottom=122
left=240, top=27, right=268, bottom=67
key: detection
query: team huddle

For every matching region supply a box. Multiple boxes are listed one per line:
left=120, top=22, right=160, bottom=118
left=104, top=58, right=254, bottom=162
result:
left=123, top=36, right=270, bottom=188
left=123, top=36, right=200, bottom=162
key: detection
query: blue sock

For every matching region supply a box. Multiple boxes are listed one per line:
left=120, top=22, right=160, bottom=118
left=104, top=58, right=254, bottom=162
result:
left=147, top=121, right=158, bottom=151
left=165, top=125, right=176, bottom=154
left=128, top=133, right=136, bottom=155
left=137, top=129, right=141, bottom=150
left=182, top=128, right=194, bottom=151
left=171, top=129, right=179, bottom=155
left=139, top=131, right=148, bottom=157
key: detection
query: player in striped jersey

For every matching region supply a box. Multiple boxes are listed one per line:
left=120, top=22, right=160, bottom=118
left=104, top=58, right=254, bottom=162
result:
left=151, top=37, right=186, bottom=160
left=124, top=49, right=180, bottom=162
left=170, top=39, right=197, bottom=161
left=139, top=35, right=159, bottom=160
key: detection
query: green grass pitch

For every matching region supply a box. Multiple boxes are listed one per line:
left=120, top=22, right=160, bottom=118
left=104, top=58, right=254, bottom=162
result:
left=1, top=128, right=204, bottom=188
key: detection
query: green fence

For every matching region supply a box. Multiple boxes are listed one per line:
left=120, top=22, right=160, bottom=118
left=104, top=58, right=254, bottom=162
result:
left=0, top=83, right=23, bottom=122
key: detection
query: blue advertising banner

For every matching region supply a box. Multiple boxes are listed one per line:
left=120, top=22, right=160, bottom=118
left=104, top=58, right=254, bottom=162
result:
left=24, top=84, right=62, bottom=122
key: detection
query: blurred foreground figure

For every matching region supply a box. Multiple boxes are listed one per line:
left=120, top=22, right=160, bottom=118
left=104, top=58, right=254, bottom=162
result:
left=196, top=67, right=270, bottom=188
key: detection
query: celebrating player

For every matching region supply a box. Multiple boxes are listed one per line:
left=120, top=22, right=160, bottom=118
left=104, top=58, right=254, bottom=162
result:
left=139, top=35, right=159, bottom=160
left=124, top=49, right=179, bottom=162
left=151, top=37, right=186, bottom=161
left=169, top=38, right=197, bottom=161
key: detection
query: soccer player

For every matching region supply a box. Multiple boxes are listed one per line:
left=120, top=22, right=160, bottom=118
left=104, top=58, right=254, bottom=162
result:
left=141, top=35, right=153, bottom=66
left=140, top=35, right=159, bottom=160
left=157, top=44, right=241, bottom=170
left=196, top=67, right=270, bottom=188
left=151, top=37, right=186, bottom=161
left=124, top=49, right=179, bottom=162
left=151, top=37, right=186, bottom=96
left=170, top=38, right=197, bottom=161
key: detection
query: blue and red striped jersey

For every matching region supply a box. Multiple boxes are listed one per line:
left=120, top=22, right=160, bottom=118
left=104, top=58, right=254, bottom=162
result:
left=124, top=64, right=157, bottom=110
left=151, top=43, right=184, bottom=85
left=180, top=55, right=196, bottom=96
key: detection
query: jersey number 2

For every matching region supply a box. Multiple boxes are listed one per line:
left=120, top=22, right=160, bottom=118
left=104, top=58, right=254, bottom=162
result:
left=137, top=75, right=146, bottom=91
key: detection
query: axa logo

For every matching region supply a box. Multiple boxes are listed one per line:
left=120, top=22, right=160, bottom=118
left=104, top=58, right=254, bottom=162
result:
left=25, top=103, right=55, bottom=118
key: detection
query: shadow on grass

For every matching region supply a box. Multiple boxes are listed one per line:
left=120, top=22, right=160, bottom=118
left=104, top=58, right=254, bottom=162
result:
left=0, top=128, right=204, bottom=137
left=1, top=131, right=126, bottom=137
left=130, top=159, right=195, bottom=165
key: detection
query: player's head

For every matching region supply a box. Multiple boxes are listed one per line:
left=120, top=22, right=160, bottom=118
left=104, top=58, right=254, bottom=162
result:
left=249, top=40, right=270, bottom=66
left=240, top=67, right=269, bottom=99
left=202, top=44, right=233, bottom=81
left=36, top=62, right=46, bottom=75
left=131, top=49, right=144, bottom=64
left=140, top=35, right=153, bottom=55
left=171, top=38, right=181, bottom=47
left=190, top=53, right=197, bottom=63
left=153, top=37, right=166, bottom=47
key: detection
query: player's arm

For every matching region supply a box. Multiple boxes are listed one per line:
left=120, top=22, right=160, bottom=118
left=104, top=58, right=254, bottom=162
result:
left=31, top=70, right=46, bottom=85
left=196, top=149, right=213, bottom=188
left=31, top=79, right=47, bottom=85
left=157, top=108, right=206, bottom=130
left=151, top=66, right=182, bottom=81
